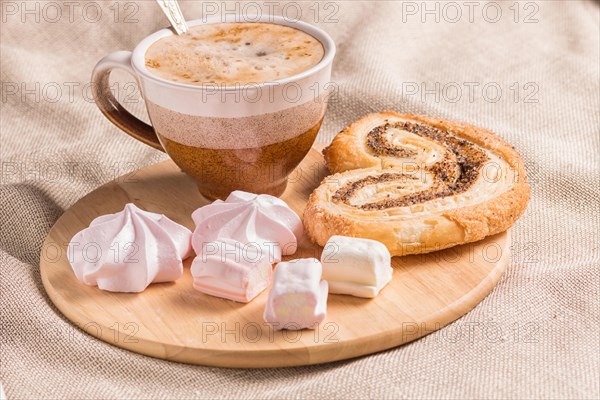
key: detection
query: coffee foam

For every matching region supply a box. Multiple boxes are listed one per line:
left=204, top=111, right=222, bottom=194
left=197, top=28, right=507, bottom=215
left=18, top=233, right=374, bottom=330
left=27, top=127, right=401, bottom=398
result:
left=147, top=96, right=326, bottom=149
left=145, top=22, right=324, bottom=86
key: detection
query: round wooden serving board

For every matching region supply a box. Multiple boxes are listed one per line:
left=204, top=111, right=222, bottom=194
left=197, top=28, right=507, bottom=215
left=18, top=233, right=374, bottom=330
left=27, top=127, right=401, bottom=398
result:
left=40, top=149, right=509, bottom=368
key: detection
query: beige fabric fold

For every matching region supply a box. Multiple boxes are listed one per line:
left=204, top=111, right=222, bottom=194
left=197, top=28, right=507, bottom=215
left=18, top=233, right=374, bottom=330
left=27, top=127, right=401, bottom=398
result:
left=1, top=1, right=598, bottom=398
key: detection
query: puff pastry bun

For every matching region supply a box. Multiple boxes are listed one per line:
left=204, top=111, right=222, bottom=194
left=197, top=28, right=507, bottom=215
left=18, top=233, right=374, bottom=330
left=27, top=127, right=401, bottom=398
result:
left=304, top=112, right=530, bottom=256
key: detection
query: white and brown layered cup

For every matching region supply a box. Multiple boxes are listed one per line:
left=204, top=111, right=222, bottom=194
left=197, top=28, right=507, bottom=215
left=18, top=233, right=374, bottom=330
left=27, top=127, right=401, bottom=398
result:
left=92, top=15, right=336, bottom=199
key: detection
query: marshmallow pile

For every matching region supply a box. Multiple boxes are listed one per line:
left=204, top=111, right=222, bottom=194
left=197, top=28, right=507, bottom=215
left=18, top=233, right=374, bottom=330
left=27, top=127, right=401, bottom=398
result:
left=190, top=191, right=303, bottom=303
left=68, top=191, right=394, bottom=331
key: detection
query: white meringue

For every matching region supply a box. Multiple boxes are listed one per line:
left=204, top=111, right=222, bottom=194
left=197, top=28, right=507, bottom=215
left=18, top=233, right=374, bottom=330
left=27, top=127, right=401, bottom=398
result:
left=68, top=203, right=192, bottom=293
left=191, top=238, right=272, bottom=303
left=191, top=190, right=302, bottom=261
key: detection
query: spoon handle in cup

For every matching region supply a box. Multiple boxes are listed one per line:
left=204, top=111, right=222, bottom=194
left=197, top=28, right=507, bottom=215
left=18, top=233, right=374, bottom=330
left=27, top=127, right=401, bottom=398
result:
left=155, top=0, right=189, bottom=35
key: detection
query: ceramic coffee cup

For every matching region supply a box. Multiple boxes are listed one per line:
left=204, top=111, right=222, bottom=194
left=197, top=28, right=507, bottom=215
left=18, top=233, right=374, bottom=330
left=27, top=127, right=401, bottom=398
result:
left=92, top=15, right=335, bottom=199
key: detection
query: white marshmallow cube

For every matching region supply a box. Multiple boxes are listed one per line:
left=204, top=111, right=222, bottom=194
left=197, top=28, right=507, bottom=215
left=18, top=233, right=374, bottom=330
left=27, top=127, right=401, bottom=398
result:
left=321, top=235, right=392, bottom=298
left=263, top=258, right=328, bottom=330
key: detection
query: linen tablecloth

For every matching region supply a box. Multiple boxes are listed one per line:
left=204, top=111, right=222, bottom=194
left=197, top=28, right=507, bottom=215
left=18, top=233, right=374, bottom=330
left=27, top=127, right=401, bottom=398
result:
left=1, top=1, right=599, bottom=398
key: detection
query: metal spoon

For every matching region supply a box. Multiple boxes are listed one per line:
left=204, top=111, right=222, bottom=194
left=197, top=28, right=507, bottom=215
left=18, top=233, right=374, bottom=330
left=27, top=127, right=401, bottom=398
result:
left=155, top=0, right=189, bottom=35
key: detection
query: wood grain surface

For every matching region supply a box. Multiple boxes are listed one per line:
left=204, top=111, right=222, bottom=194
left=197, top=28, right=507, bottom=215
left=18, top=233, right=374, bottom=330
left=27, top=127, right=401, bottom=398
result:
left=40, top=149, right=509, bottom=368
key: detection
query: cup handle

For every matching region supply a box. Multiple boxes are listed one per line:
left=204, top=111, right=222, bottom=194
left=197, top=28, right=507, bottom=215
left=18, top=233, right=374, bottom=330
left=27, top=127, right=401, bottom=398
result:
left=91, top=51, right=164, bottom=152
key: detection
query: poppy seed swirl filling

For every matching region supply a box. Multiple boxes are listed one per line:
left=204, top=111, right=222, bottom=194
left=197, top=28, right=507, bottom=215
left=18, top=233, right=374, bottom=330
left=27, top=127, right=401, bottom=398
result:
left=309, top=112, right=530, bottom=256
left=332, top=122, right=490, bottom=210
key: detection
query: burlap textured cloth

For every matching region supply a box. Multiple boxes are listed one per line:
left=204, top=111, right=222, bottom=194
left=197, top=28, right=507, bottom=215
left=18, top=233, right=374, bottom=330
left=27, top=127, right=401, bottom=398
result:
left=1, top=1, right=599, bottom=398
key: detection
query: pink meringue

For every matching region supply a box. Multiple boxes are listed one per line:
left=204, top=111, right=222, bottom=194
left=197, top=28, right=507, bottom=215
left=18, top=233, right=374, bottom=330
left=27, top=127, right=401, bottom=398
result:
left=191, top=239, right=272, bottom=303
left=263, top=258, right=328, bottom=330
left=68, top=203, right=192, bottom=293
left=191, top=191, right=302, bottom=261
